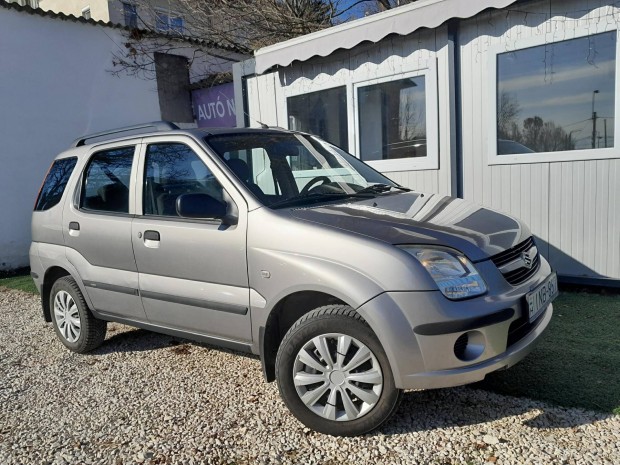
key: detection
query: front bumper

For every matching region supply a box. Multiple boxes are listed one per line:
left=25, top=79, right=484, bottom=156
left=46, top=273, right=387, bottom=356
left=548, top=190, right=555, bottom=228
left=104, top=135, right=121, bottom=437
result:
left=356, top=257, right=555, bottom=390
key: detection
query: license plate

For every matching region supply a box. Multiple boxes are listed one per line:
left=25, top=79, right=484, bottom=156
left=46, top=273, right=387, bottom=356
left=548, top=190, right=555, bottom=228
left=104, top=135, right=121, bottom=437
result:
left=526, top=272, right=558, bottom=322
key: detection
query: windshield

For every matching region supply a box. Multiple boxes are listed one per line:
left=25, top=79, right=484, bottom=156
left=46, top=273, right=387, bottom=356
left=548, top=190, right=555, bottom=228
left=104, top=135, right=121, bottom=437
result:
left=204, top=132, right=400, bottom=208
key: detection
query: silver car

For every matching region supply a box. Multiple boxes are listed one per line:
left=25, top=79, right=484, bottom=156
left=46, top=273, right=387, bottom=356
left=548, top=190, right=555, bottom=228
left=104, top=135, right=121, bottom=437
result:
left=30, top=122, right=558, bottom=436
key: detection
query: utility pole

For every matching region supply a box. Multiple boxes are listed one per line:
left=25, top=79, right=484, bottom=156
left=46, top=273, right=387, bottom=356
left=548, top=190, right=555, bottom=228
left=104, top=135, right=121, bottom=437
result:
left=592, top=90, right=599, bottom=149
left=604, top=119, right=608, bottom=148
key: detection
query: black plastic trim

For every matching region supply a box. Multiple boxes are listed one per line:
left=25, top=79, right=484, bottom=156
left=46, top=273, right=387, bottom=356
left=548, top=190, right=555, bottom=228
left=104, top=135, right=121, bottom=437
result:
left=414, top=308, right=515, bottom=336
left=83, top=280, right=139, bottom=296
left=141, top=290, right=248, bottom=315
left=95, top=313, right=253, bottom=353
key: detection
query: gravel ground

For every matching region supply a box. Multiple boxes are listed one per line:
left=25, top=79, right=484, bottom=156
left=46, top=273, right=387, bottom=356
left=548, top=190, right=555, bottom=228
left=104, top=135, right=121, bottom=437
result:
left=1, top=287, right=619, bottom=465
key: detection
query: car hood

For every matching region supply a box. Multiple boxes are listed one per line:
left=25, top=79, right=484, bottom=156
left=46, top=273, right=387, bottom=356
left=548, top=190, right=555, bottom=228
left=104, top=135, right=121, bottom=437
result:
left=287, top=192, right=531, bottom=261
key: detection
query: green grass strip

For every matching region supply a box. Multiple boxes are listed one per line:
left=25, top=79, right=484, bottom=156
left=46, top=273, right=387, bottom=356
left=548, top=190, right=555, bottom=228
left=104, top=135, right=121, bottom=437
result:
left=475, top=292, right=620, bottom=414
left=0, top=274, right=38, bottom=294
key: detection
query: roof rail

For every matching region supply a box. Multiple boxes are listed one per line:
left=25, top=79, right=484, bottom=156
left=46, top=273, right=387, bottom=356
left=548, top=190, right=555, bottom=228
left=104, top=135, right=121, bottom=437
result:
left=71, top=121, right=179, bottom=148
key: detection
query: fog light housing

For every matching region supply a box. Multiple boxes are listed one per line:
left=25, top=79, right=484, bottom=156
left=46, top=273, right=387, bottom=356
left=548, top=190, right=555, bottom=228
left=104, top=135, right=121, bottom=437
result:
left=453, top=330, right=485, bottom=362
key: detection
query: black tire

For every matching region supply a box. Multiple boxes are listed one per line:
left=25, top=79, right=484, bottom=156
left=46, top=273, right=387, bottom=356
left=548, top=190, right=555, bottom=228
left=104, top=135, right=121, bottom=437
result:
left=275, top=305, right=402, bottom=436
left=49, top=276, right=107, bottom=353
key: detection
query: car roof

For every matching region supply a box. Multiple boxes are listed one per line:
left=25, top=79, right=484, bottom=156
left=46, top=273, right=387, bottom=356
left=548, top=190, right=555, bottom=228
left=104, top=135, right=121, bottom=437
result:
left=57, top=123, right=301, bottom=160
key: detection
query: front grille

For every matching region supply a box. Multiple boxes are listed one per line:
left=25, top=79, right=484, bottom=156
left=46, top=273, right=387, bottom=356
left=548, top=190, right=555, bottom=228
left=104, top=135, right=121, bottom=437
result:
left=491, top=237, right=540, bottom=285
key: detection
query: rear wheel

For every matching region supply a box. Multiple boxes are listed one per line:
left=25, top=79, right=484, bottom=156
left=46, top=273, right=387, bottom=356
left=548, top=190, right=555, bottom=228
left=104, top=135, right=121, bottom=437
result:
left=275, top=305, right=402, bottom=436
left=50, top=276, right=106, bottom=353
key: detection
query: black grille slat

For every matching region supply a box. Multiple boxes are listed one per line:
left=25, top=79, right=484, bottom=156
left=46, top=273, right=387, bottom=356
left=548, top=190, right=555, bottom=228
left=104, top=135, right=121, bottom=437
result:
left=491, top=237, right=535, bottom=267
left=491, top=237, right=540, bottom=286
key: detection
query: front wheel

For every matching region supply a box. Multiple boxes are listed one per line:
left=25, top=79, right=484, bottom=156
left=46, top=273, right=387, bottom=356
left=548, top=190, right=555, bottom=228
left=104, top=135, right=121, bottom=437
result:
left=275, top=305, right=402, bottom=436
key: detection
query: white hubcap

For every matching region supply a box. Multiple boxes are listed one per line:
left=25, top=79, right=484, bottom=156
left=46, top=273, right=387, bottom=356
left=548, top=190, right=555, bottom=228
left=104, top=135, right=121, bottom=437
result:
left=53, top=290, right=81, bottom=343
left=293, top=333, right=383, bottom=422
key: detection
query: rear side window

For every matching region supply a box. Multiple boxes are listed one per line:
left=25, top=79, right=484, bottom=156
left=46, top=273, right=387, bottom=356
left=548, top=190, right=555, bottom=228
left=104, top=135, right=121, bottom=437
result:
left=80, top=147, right=134, bottom=214
left=34, top=157, right=78, bottom=211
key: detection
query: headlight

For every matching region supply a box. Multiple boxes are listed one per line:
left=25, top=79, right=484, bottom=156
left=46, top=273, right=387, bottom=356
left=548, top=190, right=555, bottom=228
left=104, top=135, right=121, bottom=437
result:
left=399, top=246, right=487, bottom=300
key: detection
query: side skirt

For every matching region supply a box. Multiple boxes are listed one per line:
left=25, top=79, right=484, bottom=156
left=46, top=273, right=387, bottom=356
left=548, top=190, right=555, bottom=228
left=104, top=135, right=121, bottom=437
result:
left=94, top=312, right=254, bottom=354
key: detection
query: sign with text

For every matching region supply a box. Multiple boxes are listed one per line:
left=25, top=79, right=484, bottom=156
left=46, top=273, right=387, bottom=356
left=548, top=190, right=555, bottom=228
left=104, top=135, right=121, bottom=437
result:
left=192, top=83, right=236, bottom=128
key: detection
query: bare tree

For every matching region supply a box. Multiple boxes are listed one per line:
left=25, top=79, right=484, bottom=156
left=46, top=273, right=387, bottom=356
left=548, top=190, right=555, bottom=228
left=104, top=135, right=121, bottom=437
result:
left=111, top=0, right=420, bottom=79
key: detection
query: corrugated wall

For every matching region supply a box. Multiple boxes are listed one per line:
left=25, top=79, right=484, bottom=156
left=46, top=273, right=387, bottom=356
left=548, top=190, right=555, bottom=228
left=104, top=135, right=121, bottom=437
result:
left=459, top=0, right=620, bottom=280
left=245, top=26, right=456, bottom=196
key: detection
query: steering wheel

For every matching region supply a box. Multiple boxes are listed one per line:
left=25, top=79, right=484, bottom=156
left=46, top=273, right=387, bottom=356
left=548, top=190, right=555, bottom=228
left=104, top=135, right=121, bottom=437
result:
left=300, top=176, right=331, bottom=195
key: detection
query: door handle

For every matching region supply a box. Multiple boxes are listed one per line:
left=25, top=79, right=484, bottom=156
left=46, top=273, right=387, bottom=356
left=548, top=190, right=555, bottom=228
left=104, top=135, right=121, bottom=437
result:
left=143, top=230, right=160, bottom=249
left=144, top=230, right=160, bottom=241
left=68, top=222, right=80, bottom=237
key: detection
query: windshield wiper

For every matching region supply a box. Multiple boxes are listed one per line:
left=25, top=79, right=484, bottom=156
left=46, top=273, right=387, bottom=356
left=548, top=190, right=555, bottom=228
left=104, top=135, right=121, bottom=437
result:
left=269, top=191, right=375, bottom=209
left=356, top=184, right=412, bottom=194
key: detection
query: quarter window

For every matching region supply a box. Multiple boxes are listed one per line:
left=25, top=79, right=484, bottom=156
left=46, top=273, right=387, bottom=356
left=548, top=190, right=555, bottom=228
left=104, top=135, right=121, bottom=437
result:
left=287, top=86, right=349, bottom=150
left=34, top=157, right=78, bottom=211
left=496, top=31, right=616, bottom=155
left=358, top=76, right=427, bottom=161
left=143, top=143, right=223, bottom=217
left=81, top=147, right=134, bottom=213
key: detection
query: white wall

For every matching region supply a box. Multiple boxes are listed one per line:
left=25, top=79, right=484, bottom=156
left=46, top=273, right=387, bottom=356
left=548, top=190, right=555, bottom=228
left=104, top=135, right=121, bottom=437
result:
left=459, top=0, right=620, bottom=280
left=0, top=8, right=162, bottom=270
left=244, top=26, right=457, bottom=197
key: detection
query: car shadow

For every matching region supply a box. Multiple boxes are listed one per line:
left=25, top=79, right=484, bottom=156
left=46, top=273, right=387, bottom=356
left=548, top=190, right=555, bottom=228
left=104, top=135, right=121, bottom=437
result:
left=91, top=324, right=258, bottom=360
left=376, top=386, right=611, bottom=436
left=91, top=327, right=611, bottom=434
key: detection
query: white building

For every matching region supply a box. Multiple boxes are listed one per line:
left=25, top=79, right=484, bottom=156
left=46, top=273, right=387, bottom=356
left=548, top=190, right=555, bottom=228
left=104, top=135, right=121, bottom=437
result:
left=234, top=0, right=620, bottom=285
left=0, top=1, right=244, bottom=270
left=39, top=0, right=191, bottom=34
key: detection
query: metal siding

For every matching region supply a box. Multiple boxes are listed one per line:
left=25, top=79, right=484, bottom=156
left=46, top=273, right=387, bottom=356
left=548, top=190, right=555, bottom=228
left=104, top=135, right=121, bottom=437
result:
left=460, top=0, right=619, bottom=279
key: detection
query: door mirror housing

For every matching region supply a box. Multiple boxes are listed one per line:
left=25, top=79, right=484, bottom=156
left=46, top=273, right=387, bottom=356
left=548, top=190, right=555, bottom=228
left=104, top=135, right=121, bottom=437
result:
left=176, top=193, right=237, bottom=225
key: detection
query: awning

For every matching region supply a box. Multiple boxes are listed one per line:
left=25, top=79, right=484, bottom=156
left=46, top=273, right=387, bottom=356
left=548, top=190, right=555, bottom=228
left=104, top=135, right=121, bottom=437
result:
left=253, top=0, right=519, bottom=74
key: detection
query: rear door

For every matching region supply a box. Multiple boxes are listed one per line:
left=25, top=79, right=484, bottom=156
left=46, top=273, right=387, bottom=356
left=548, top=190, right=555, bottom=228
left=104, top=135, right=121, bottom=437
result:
left=63, top=142, right=146, bottom=320
left=131, top=136, right=251, bottom=342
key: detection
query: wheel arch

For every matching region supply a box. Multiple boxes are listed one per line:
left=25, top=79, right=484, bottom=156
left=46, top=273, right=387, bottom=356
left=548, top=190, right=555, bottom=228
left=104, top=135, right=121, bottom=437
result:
left=259, top=290, right=351, bottom=382
left=41, top=265, right=93, bottom=322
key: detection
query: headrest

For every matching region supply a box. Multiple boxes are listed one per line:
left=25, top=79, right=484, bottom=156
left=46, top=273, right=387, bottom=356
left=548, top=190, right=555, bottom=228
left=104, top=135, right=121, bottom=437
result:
left=226, top=158, right=250, bottom=182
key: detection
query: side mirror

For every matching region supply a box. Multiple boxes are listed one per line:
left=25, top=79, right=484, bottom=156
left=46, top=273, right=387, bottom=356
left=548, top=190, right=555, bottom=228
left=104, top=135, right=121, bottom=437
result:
left=176, top=193, right=237, bottom=225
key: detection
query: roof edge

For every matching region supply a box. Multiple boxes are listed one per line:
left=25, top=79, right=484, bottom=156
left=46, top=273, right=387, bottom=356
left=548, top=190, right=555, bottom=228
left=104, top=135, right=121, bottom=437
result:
left=253, top=0, right=519, bottom=74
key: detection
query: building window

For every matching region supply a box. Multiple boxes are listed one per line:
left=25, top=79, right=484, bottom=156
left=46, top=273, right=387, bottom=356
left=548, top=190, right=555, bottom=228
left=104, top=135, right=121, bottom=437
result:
left=287, top=86, right=349, bottom=151
left=155, top=9, right=184, bottom=34
left=495, top=31, right=616, bottom=157
left=123, top=2, right=137, bottom=28
left=357, top=76, right=427, bottom=161
left=81, top=6, right=91, bottom=20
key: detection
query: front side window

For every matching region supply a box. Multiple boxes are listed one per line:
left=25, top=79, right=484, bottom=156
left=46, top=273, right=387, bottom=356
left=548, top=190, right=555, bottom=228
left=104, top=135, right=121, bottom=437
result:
left=497, top=31, right=616, bottom=155
left=287, top=86, right=349, bottom=150
left=35, top=157, right=78, bottom=211
left=81, top=147, right=134, bottom=213
left=358, top=76, right=427, bottom=161
left=143, top=143, right=223, bottom=217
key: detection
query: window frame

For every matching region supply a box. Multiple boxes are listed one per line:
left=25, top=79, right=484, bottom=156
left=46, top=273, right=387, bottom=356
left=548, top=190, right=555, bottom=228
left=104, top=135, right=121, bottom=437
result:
left=76, top=144, right=139, bottom=217
left=154, top=8, right=184, bottom=34
left=284, top=83, right=351, bottom=152
left=135, top=135, right=245, bottom=222
left=352, top=66, right=439, bottom=172
left=122, top=1, right=138, bottom=28
left=488, top=27, right=620, bottom=165
left=280, top=60, right=439, bottom=173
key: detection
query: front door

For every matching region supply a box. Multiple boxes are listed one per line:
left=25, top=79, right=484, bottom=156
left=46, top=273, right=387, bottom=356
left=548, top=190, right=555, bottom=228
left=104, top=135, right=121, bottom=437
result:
left=131, top=138, right=251, bottom=342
